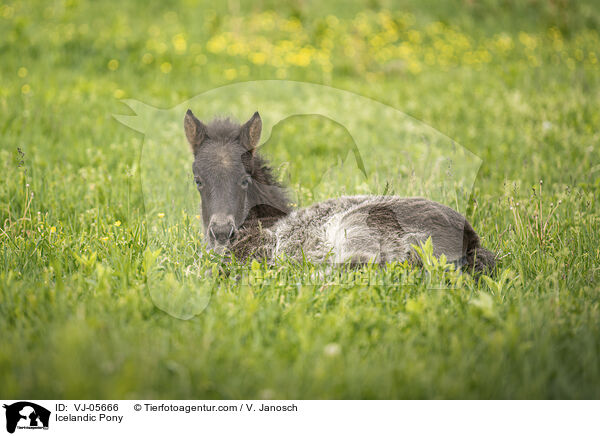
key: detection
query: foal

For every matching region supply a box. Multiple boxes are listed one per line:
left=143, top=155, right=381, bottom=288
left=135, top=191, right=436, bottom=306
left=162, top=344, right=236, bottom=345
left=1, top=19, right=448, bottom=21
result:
left=184, top=110, right=495, bottom=273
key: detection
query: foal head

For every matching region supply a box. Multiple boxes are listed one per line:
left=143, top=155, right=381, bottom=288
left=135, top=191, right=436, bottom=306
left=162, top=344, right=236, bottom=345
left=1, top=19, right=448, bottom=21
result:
left=184, top=110, right=288, bottom=253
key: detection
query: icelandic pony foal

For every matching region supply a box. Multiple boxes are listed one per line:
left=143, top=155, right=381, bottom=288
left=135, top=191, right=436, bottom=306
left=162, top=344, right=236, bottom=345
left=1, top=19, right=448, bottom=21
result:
left=184, top=110, right=495, bottom=272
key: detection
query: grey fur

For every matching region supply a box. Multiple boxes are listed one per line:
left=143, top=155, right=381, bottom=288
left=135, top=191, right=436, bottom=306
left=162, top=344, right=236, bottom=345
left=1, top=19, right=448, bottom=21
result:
left=231, top=196, right=495, bottom=273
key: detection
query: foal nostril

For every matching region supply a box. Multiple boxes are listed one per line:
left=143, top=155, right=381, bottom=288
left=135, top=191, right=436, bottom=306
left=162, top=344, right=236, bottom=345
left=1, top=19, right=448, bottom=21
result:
left=209, top=224, right=236, bottom=244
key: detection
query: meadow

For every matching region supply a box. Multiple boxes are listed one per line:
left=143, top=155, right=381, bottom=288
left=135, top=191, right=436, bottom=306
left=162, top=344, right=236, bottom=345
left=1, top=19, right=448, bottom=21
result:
left=1, top=0, right=599, bottom=398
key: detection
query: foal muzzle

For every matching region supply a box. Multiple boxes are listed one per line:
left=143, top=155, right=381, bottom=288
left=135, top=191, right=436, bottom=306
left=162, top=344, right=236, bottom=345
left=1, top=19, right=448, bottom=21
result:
left=207, top=215, right=237, bottom=247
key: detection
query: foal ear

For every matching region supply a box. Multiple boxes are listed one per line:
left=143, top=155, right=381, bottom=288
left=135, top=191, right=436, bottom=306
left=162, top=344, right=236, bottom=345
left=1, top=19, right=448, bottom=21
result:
left=184, top=109, right=207, bottom=153
left=240, top=112, right=262, bottom=152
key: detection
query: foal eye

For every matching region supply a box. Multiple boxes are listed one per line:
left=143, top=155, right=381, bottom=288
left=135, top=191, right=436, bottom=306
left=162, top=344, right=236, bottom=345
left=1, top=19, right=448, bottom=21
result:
left=240, top=176, right=251, bottom=188
left=195, top=178, right=203, bottom=189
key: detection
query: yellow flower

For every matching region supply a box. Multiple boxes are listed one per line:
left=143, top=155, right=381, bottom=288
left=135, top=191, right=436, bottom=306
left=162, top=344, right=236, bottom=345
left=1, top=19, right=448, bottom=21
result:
left=21, top=84, right=31, bottom=94
left=17, top=67, right=28, bottom=78
left=172, top=33, right=187, bottom=54
left=160, top=62, right=172, bottom=74
left=113, top=89, right=125, bottom=99
left=50, top=226, right=56, bottom=233
left=408, top=29, right=422, bottom=44
left=142, top=53, right=154, bottom=64
left=101, top=236, right=109, bottom=242
left=107, top=59, right=119, bottom=71
left=224, top=68, right=237, bottom=80
left=114, top=221, right=121, bottom=227
left=207, top=34, right=228, bottom=53
left=249, top=52, right=267, bottom=65
left=1, top=5, right=14, bottom=18
left=157, top=213, right=165, bottom=219
left=408, top=60, right=422, bottom=74
left=325, top=15, right=339, bottom=27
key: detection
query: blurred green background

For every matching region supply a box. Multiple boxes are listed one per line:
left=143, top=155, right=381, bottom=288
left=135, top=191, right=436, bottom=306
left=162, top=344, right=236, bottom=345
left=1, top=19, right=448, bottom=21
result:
left=0, top=0, right=599, bottom=398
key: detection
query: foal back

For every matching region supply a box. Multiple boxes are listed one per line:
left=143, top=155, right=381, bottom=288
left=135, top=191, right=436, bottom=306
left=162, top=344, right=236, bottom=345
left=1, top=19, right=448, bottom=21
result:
left=267, top=196, right=494, bottom=272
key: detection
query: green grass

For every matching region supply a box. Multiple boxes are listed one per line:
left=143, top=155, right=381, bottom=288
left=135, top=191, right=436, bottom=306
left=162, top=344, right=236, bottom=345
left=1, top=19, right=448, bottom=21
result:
left=1, top=0, right=600, bottom=399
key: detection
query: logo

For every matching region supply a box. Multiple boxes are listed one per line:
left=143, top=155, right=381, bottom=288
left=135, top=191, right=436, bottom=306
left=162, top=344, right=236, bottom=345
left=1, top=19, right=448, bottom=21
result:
left=3, top=402, right=50, bottom=434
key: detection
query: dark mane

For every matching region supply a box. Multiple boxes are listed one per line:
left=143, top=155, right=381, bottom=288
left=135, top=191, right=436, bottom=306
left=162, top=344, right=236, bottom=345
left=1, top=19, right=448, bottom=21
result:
left=205, top=117, right=241, bottom=142
left=243, top=149, right=291, bottom=228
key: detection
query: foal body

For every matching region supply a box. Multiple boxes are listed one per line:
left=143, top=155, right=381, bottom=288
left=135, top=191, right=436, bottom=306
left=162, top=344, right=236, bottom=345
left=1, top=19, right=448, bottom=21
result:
left=231, top=195, right=495, bottom=272
left=184, top=110, right=495, bottom=273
